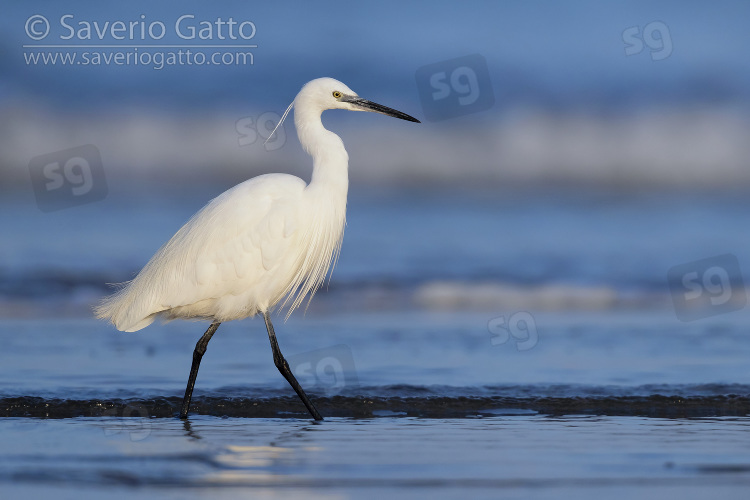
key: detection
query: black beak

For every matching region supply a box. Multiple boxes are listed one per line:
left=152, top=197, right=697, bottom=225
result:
left=343, top=96, right=421, bottom=123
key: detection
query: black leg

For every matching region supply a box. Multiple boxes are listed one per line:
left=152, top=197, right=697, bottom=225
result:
left=263, top=311, right=323, bottom=420
left=179, top=322, right=221, bottom=419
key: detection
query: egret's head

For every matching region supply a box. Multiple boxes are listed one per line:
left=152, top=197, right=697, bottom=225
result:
left=265, top=78, right=419, bottom=146
left=296, top=77, right=420, bottom=122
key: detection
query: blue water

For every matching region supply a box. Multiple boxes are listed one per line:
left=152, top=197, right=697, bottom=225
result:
left=3, top=188, right=750, bottom=395
left=3, top=1, right=750, bottom=495
left=4, top=0, right=750, bottom=193
left=2, top=416, right=749, bottom=499
left=5, top=188, right=750, bottom=304
left=4, top=1, right=749, bottom=109
left=2, top=189, right=750, bottom=497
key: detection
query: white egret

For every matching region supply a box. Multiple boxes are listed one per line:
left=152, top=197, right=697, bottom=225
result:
left=95, top=77, right=420, bottom=420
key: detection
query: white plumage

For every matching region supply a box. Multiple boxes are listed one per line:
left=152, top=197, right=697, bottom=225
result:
left=95, top=78, right=360, bottom=331
left=94, top=77, right=419, bottom=420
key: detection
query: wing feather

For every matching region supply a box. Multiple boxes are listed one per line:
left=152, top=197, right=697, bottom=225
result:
left=95, top=174, right=307, bottom=331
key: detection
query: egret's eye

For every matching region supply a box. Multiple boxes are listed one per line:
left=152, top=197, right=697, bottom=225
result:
left=332, top=91, right=342, bottom=99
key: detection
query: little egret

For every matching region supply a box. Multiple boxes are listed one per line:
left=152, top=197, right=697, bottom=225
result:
left=95, top=77, right=420, bottom=420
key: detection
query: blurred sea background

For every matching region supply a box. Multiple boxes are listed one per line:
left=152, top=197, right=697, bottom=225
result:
left=1, top=1, right=750, bottom=499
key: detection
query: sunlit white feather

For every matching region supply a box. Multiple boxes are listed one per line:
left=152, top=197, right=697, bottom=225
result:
left=95, top=78, right=354, bottom=331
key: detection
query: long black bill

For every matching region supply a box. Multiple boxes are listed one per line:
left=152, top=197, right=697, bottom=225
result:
left=344, top=96, right=421, bottom=123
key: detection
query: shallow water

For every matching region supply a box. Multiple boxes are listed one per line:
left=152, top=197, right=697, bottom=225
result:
left=2, top=416, right=750, bottom=499
left=1, top=310, right=750, bottom=498
left=3, top=191, right=750, bottom=497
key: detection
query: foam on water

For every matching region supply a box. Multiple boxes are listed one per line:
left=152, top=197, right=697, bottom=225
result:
left=3, top=104, right=749, bottom=189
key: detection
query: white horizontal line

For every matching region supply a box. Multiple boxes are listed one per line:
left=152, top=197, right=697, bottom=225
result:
left=22, top=45, right=258, bottom=48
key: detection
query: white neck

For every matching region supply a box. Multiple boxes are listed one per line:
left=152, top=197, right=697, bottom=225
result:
left=294, top=104, right=349, bottom=196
